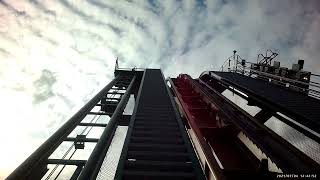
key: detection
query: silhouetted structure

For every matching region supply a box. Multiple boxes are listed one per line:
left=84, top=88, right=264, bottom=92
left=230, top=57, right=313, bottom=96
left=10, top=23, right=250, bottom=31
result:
left=8, top=55, right=320, bottom=180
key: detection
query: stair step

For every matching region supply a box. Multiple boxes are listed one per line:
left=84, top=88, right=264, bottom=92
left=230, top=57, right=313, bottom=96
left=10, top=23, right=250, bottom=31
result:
left=135, top=121, right=177, bottom=126
left=133, top=125, right=178, bottom=129
left=135, top=114, right=174, bottom=119
left=123, top=170, right=195, bottom=180
left=127, top=151, right=190, bottom=161
left=131, top=131, right=181, bottom=138
left=134, top=118, right=176, bottom=123
left=132, top=129, right=181, bottom=135
left=125, top=160, right=193, bottom=172
left=133, top=126, right=180, bottom=132
left=128, top=143, right=186, bottom=152
left=130, top=136, right=184, bottom=144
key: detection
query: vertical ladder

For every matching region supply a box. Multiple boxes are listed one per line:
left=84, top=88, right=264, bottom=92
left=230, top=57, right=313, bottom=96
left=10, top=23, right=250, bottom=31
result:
left=7, top=72, right=137, bottom=180
left=115, top=69, right=205, bottom=180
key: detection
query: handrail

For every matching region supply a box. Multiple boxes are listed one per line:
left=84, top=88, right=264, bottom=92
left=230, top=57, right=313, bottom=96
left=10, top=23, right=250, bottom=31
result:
left=114, top=57, right=144, bottom=72
left=215, top=57, right=320, bottom=99
left=220, top=54, right=246, bottom=72
left=201, top=68, right=320, bottom=99
left=248, top=69, right=320, bottom=89
left=116, top=67, right=145, bottom=71
left=245, top=69, right=320, bottom=99
left=217, top=50, right=320, bottom=93
left=78, top=74, right=137, bottom=180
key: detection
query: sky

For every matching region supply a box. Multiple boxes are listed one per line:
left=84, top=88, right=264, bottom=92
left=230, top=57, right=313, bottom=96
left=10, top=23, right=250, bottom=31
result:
left=0, top=0, right=320, bottom=179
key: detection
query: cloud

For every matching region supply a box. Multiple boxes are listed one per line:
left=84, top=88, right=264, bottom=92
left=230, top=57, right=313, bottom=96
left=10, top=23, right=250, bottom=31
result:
left=32, top=69, right=56, bottom=104
left=0, top=47, right=11, bottom=57
left=0, top=0, right=28, bottom=17
left=0, top=0, right=320, bottom=178
left=28, top=0, right=57, bottom=16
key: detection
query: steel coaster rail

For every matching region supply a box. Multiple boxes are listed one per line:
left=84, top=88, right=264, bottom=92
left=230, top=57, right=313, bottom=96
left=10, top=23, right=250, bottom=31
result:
left=202, top=71, right=320, bottom=132
left=200, top=72, right=320, bottom=143
left=167, top=77, right=225, bottom=180
left=196, top=76, right=320, bottom=173
left=162, top=71, right=206, bottom=180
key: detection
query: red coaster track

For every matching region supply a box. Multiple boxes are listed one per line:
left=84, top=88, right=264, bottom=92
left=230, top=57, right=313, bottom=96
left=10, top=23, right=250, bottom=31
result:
left=170, top=74, right=262, bottom=179
left=169, top=73, right=320, bottom=179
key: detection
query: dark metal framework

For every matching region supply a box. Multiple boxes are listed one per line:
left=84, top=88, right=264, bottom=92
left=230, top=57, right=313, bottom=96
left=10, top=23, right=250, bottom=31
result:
left=201, top=71, right=320, bottom=142
left=168, top=74, right=320, bottom=179
left=8, top=66, right=320, bottom=180
left=8, top=69, right=206, bottom=180
left=7, top=70, right=143, bottom=180
left=256, top=49, right=279, bottom=65
left=115, top=69, right=205, bottom=180
left=219, top=50, right=319, bottom=98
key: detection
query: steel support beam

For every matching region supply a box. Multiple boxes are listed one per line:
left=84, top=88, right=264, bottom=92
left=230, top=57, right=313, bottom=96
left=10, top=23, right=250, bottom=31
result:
left=117, top=114, right=131, bottom=126
left=47, top=159, right=87, bottom=166
left=88, top=111, right=112, bottom=116
left=78, top=123, right=107, bottom=127
left=6, top=74, right=122, bottom=180
left=64, top=137, right=99, bottom=143
left=103, top=97, right=121, bottom=101
left=273, top=113, right=320, bottom=143
left=202, top=72, right=320, bottom=144
left=207, top=71, right=320, bottom=135
left=70, top=166, right=83, bottom=180
left=107, top=92, right=125, bottom=95
left=254, top=109, right=274, bottom=124
left=78, top=74, right=137, bottom=180
left=196, top=77, right=320, bottom=173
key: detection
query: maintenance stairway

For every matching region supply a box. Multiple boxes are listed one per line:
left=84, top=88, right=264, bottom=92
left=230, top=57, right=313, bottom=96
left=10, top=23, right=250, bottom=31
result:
left=115, top=69, right=205, bottom=180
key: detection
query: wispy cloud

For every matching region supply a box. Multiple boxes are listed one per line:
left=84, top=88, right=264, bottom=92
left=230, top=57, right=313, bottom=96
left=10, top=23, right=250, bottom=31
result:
left=28, top=0, right=57, bottom=16
left=32, top=69, right=56, bottom=104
